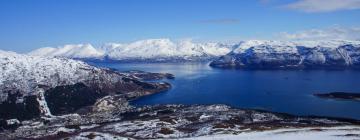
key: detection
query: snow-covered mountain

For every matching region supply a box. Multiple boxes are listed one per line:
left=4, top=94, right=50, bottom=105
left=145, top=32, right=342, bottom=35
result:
left=29, top=39, right=234, bottom=62
left=28, top=44, right=105, bottom=59
left=26, top=39, right=360, bottom=68
left=210, top=40, right=360, bottom=69
left=0, top=50, right=170, bottom=121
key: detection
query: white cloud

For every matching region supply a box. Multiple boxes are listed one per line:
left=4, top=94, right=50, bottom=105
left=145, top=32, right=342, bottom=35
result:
left=285, top=0, right=360, bottom=13
left=278, top=26, right=360, bottom=40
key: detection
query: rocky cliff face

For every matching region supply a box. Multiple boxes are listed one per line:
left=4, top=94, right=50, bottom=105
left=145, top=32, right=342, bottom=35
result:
left=210, top=40, right=360, bottom=69
left=0, top=50, right=170, bottom=122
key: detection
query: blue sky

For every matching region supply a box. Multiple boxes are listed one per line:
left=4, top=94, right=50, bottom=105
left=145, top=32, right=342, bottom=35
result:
left=1, top=0, right=360, bottom=52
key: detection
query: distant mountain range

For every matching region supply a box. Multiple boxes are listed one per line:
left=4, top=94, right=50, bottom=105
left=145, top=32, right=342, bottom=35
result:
left=29, top=39, right=235, bottom=62
left=210, top=40, right=360, bottom=69
left=28, top=39, right=360, bottom=69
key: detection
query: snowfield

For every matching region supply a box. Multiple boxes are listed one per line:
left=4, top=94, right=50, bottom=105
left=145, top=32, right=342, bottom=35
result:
left=184, top=126, right=360, bottom=140
left=65, top=126, right=360, bottom=140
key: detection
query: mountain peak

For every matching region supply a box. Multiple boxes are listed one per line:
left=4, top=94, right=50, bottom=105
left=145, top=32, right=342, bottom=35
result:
left=29, top=44, right=105, bottom=59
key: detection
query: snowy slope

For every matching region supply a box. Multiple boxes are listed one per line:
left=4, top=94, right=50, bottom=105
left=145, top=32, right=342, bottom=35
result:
left=210, top=40, right=360, bottom=69
left=1, top=50, right=109, bottom=119
left=28, top=39, right=234, bottom=62
left=0, top=50, right=170, bottom=120
left=0, top=50, right=110, bottom=96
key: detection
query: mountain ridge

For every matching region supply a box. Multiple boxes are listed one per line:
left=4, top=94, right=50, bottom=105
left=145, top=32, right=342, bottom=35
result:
left=29, top=39, right=234, bottom=62
left=28, top=39, right=360, bottom=64
left=210, top=40, right=360, bottom=69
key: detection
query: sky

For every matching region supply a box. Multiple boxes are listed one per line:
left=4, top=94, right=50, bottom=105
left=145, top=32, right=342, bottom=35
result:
left=0, top=0, right=360, bottom=53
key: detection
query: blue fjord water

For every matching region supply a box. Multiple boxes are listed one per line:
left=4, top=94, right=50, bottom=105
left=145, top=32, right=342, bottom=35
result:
left=92, top=62, right=360, bottom=120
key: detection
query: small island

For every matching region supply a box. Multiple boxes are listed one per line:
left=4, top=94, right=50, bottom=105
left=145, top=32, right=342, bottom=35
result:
left=314, top=92, right=360, bottom=102
left=123, top=70, right=175, bottom=80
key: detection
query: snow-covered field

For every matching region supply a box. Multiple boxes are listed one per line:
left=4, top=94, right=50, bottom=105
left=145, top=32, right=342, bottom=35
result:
left=60, top=126, right=360, bottom=140
left=184, top=126, right=360, bottom=140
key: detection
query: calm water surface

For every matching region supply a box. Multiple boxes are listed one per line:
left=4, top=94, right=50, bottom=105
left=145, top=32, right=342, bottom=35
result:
left=92, top=62, right=360, bottom=120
